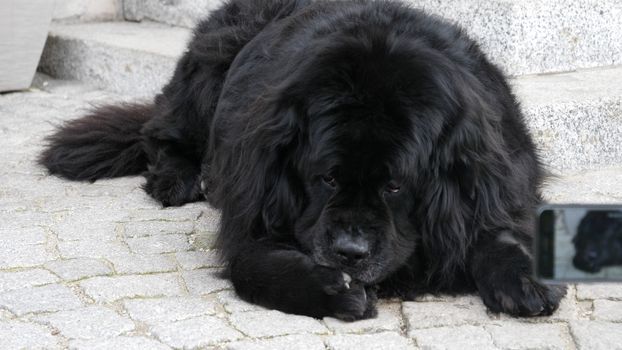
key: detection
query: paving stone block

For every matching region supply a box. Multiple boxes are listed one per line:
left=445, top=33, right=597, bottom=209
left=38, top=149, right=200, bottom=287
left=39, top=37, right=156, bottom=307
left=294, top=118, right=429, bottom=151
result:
left=123, top=296, right=218, bottom=324
left=576, top=283, right=622, bottom=300
left=175, top=250, right=223, bottom=270
left=68, top=336, right=171, bottom=350
left=58, top=240, right=130, bottom=259
left=0, top=269, right=59, bottom=292
left=227, top=334, right=326, bottom=350
left=150, top=315, right=243, bottom=349
left=229, top=310, right=329, bottom=338
left=410, top=325, right=497, bottom=350
left=125, top=207, right=203, bottom=223
left=217, top=290, right=266, bottom=313
left=404, top=296, right=490, bottom=331
left=79, top=274, right=184, bottom=302
left=325, top=332, right=415, bottom=350
left=123, top=220, right=195, bottom=238
left=182, top=269, right=232, bottom=295
left=126, top=234, right=190, bottom=254
left=592, top=300, right=622, bottom=322
left=34, top=306, right=135, bottom=340
left=108, top=253, right=177, bottom=274
left=570, top=321, right=622, bottom=350
left=0, top=244, right=53, bottom=269
left=0, top=284, right=82, bottom=316
left=485, top=322, right=572, bottom=350
left=51, top=217, right=120, bottom=242
left=0, top=320, right=60, bottom=349
left=0, top=227, right=47, bottom=246
left=44, top=258, right=113, bottom=282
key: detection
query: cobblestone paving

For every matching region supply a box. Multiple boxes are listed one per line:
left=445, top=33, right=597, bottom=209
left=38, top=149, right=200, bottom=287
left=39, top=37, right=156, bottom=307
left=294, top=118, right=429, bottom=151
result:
left=1, top=78, right=621, bottom=349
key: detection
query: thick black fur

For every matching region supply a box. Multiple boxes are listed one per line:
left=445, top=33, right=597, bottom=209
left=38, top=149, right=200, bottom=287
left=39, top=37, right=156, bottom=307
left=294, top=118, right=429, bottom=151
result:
left=573, top=211, right=622, bottom=273
left=39, top=0, right=565, bottom=320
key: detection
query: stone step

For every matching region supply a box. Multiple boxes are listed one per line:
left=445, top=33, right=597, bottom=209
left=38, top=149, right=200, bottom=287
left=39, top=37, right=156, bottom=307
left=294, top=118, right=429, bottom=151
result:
left=39, top=22, right=191, bottom=98
left=515, top=66, right=622, bottom=173
left=120, top=0, right=622, bottom=76
left=38, top=21, right=622, bottom=173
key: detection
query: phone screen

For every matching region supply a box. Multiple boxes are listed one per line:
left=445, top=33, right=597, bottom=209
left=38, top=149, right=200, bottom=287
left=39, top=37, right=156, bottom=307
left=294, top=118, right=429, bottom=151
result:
left=536, top=206, right=622, bottom=282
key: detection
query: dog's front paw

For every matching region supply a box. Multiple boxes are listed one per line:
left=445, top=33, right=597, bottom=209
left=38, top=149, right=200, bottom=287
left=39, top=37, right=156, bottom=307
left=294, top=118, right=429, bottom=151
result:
left=478, top=274, right=566, bottom=317
left=311, top=266, right=377, bottom=321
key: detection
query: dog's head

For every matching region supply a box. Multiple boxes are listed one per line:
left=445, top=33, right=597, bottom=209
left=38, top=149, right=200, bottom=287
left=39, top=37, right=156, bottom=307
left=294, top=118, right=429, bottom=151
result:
left=212, top=25, right=503, bottom=284
left=573, top=211, right=622, bottom=273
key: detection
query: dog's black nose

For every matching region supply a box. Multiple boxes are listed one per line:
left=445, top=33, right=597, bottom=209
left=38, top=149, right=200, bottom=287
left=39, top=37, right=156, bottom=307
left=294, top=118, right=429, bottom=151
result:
left=333, top=235, right=370, bottom=265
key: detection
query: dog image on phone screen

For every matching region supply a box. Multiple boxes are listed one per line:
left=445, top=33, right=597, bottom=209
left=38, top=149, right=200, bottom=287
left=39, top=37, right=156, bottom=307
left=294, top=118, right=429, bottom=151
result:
left=39, top=0, right=565, bottom=320
left=573, top=211, right=622, bottom=273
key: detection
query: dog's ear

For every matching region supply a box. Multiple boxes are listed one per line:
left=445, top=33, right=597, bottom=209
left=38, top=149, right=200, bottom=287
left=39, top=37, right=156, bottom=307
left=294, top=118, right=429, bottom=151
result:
left=418, top=66, right=533, bottom=287
left=210, top=97, right=306, bottom=252
left=257, top=106, right=306, bottom=237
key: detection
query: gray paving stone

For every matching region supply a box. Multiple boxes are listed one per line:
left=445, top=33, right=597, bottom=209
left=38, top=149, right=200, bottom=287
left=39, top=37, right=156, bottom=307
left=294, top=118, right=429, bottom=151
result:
left=0, top=211, right=56, bottom=230
left=58, top=240, right=130, bottom=259
left=69, top=336, right=171, bottom=350
left=0, top=320, right=61, bottom=349
left=326, top=332, right=415, bottom=350
left=0, top=284, right=82, bottom=316
left=404, top=296, right=491, bottom=331
left=126, top=234, right=190, bottom=254
left=576, top=283, right=622, bottom=300
left=51, top=216, right=120, bottom=242
left=79, top=274, right=184, bottom=302
left=182, top=269, right=232, bottom=295
left=175, top=250, right=223, bottom=270
left=0, top=227, right=47, bottom=245
left=34, top=306, right=135, bottom=340
left=150, top=315, right=243, bottom=349
left=0, top=269, right=59, bottom=292
left=227, top=334, right=326, bottom=350
left=44, top=258, right=113, bottom=281
left=485, top=322, right=572, bottom=350
left=0, top=243, right=53, bottom=269
left=410, top=325, right=497, bottom=350
left=108, top=253, right=177, bottom=274
left=217, top=290, right=266, bottom=313
left=592, top=300, right=622, bottom=322
left=123, top=220, right=195, bottom=238
left=324, top=302, right=403, bottom=334
left=570, top=321, right=622, bottom=350
left=230, top=310, right=329, bottom=338
left=123, top=296, right=218, bottom=324
left=125, top=207, right=202, bottom=223
left=193, top=208, right=221, bottom=233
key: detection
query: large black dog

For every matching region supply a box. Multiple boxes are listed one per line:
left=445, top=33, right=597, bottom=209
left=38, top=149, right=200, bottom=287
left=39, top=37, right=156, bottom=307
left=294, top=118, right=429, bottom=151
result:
left=573, top=211, right=622, bottom=273
left=40, top=0, right=565, bottom=320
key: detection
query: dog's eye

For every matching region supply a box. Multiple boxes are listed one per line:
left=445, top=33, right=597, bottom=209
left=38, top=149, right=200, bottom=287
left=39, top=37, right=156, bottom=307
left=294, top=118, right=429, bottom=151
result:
left=322, top=175, right=337, bottom=188
left=386, top=181, right=401, bottom=194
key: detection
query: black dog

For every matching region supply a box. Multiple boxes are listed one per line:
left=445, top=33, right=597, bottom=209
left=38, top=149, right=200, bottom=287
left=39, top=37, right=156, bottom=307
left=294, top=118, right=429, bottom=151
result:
left=40, top=0, right=565, bottom=320
left=573, top=211, right=622, bottom=273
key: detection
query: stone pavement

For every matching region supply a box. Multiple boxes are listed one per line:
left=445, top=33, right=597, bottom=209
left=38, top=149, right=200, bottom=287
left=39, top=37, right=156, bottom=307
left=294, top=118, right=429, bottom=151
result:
left=1, top=77, right=622, bottom=349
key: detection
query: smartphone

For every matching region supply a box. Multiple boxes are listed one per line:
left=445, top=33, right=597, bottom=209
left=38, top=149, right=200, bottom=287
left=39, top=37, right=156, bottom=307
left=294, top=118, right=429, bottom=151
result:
left=535, top=205, right=622, bottom=282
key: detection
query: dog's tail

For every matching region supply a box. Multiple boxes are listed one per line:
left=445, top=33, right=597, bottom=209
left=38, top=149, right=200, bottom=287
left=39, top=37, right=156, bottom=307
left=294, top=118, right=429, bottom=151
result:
left=38, top=103, right=153, bottom=182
